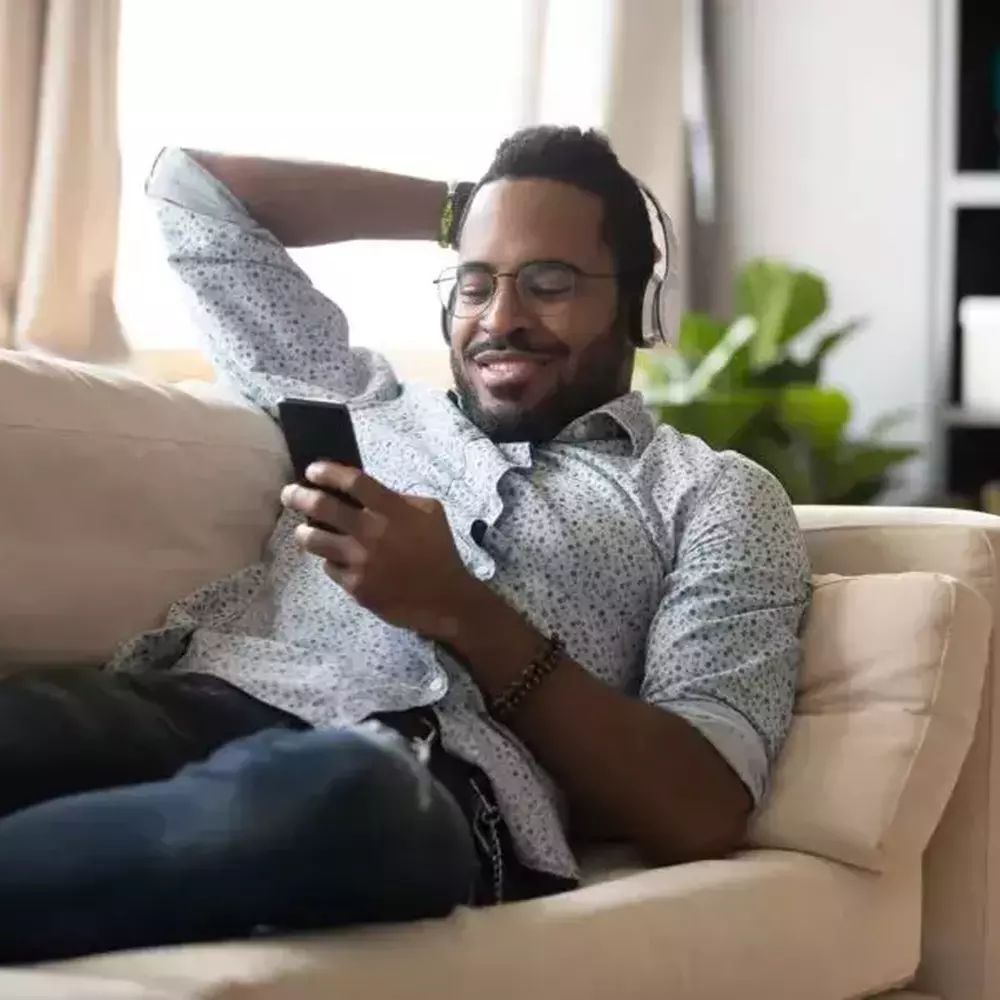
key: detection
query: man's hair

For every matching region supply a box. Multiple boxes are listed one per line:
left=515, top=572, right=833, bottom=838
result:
left=463, top=125, right=656, bottom=346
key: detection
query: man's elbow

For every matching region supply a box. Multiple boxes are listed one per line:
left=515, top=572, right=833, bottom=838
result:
left=637, top=806, right=750, bottom=869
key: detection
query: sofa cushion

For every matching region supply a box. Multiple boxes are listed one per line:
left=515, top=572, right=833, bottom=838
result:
left=751, top=571, right=991, bottom=872
left=0, top=350, right=288, bottom=665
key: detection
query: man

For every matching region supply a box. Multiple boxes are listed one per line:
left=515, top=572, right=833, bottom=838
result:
left=0, top=127, right=811, bottom=962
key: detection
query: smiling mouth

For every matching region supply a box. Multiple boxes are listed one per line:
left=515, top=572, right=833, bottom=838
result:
left=470, top=350, right=556, bottom=393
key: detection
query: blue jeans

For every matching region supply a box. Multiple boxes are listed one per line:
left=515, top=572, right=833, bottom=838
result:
left=0, top=672, right=481, bottom=964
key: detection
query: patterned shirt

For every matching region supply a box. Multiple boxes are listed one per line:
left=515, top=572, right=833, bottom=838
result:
left=111, top=148, right=812, bottom=879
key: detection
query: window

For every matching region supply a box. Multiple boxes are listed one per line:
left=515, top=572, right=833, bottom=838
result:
left=114, top=0, right=539, bottom=354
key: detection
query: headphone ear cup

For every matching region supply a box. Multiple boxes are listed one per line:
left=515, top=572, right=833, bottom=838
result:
left=641, top=274, right=664, bottom=347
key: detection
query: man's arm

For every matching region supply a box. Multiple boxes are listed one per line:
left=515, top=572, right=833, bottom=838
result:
left=146, top=149, right=447, bottom=409
left=185, top=151, right=446, bottom=248
left=289, top=456, right=811, bottom=868
left=443, top=457, right=810, bottom=866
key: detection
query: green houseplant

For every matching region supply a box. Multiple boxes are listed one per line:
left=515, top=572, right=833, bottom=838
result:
left=637, top=259, right=917, bottom=504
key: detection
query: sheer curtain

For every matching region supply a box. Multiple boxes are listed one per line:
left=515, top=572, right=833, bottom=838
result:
left=114, top=0, right=683, bottom=361
left=0, top=0, right=123, bottom=359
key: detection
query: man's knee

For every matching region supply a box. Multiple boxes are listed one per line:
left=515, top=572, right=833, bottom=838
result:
left=157, top=726, right=478, bottom=919
left=164, top=726, right=463, bottom=855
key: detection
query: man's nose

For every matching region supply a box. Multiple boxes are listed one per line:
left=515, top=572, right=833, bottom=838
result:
left=481, top=275, right=529, bottom=334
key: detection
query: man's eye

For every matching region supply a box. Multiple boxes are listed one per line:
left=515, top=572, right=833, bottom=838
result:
left=523, top=265, right=575, bottom=298
left=458, top=281, right=492, bottom=302
left=527, top=278, right=573, bottom=298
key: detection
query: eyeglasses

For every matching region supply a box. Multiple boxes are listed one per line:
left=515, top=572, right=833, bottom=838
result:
left=434, top=260, right=620, bottom=319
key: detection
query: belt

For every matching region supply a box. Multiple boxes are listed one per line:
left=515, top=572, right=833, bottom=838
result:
left=370, top=707, right=507, bottom=905
left=371, top=707, right=578, bottom=905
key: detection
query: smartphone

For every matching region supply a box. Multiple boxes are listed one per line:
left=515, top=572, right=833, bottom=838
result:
left=277, top=398, right=364, bottom=518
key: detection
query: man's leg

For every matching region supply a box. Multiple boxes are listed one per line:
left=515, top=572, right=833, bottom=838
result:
left=0, top=667, right=307, bottom=818
left=0, top=725, right=479, bottom=964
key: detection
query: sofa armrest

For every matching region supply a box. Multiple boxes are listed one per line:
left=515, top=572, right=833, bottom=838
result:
left=52, top=852, right=919, bottom=1000
left=796, top=504, right=1000, bottom=1000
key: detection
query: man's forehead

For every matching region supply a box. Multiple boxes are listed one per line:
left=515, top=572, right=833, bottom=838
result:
left=458, top=178, right=606, bottom=261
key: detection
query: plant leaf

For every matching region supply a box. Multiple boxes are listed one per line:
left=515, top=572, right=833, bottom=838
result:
left=752, top=357, right=821, bottom=388
left=821, top=443, right=919, bottom=502
left=634, top=346, right=689, bottom=387
left=866, top=408, right=913, bottom=441
left=678, top=312, right=728, bottom=365
left=748, top=436, right=817, bottom=504
left=777, top=385, right=852, bottom=450
left=813, top=319, right=862, bottom=365
left=642, top=318, right=758, bottom=404
left=653, top=392, right=768, bottom=449
left=780, top=268, right=828, bottom=343
left=735, top=260, right=828, bottom=368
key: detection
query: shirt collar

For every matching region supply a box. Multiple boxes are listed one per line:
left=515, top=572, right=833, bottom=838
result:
left=446, top=388, right=654, bottom=456
left=554, top=391, right=654, bottom=455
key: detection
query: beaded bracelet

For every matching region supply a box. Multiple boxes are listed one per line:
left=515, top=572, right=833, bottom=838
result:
left=489, top=633, right=565, bottom=721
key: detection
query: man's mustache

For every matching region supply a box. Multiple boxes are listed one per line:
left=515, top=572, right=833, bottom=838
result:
left=465, top=333, right=568, bottom=361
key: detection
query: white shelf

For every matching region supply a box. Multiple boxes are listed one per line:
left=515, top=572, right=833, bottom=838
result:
left=945, top=406, right=1000, bottom=428
left=947, top=173, right=1000, bottom=207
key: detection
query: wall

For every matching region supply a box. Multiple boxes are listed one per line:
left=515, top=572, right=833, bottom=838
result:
left=713, top=0, right=936, bottom=497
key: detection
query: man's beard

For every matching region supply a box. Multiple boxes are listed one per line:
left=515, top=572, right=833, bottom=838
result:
left=451, top=327, right=634, bottom=444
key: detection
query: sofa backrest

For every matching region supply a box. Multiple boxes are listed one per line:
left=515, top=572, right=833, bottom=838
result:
left=0, top=350, right=288, bottom=664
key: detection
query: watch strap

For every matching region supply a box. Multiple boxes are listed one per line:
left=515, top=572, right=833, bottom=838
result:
left=438, top=180, right=475, bottom=249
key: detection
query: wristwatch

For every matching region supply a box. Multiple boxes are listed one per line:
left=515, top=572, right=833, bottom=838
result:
left=438, top=180, right=475, bottom=250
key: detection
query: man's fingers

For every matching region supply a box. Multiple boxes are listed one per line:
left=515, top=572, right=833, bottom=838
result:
left=282, top=484, right=365, bottom=535
left=305, top=462, right=401, bottom=514
left=293, top=524, right=365, bottom=567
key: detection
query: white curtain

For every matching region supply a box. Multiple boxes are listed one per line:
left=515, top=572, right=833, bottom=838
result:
left=0, top=0, right=124, bottom=359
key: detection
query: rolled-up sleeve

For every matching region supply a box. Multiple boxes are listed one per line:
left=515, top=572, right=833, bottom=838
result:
left=145, top=148, right=397, bottom=410
left=640, top=455, right=811, bottom=804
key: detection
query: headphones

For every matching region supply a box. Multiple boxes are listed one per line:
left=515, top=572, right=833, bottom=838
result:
left=634, top=179, right=682, bottom=348
left=440, top=178, right=681, bottom=349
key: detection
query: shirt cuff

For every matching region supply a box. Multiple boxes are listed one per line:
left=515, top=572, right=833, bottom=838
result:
left=145, top=147, right=258, bottom=231
left=665, top=698, right=770, bottom=805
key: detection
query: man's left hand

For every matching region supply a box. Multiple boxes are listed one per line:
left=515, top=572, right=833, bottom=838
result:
left=280, top=462, right=475, bottom=639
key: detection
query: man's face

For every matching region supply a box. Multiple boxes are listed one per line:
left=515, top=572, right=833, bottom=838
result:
left=447, top=178, right=634, bottom=443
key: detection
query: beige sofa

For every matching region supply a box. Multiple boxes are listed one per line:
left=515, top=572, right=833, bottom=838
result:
left=1, top=348, right=999, bottom=1000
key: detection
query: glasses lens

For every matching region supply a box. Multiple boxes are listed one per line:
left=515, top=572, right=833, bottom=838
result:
left=518, top=262, right=576, bottom=312
left=438, top=265, right=495, bottom=318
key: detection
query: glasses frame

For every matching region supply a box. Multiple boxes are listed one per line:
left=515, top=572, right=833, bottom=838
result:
left=433, top=259, right=622, bottom=319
